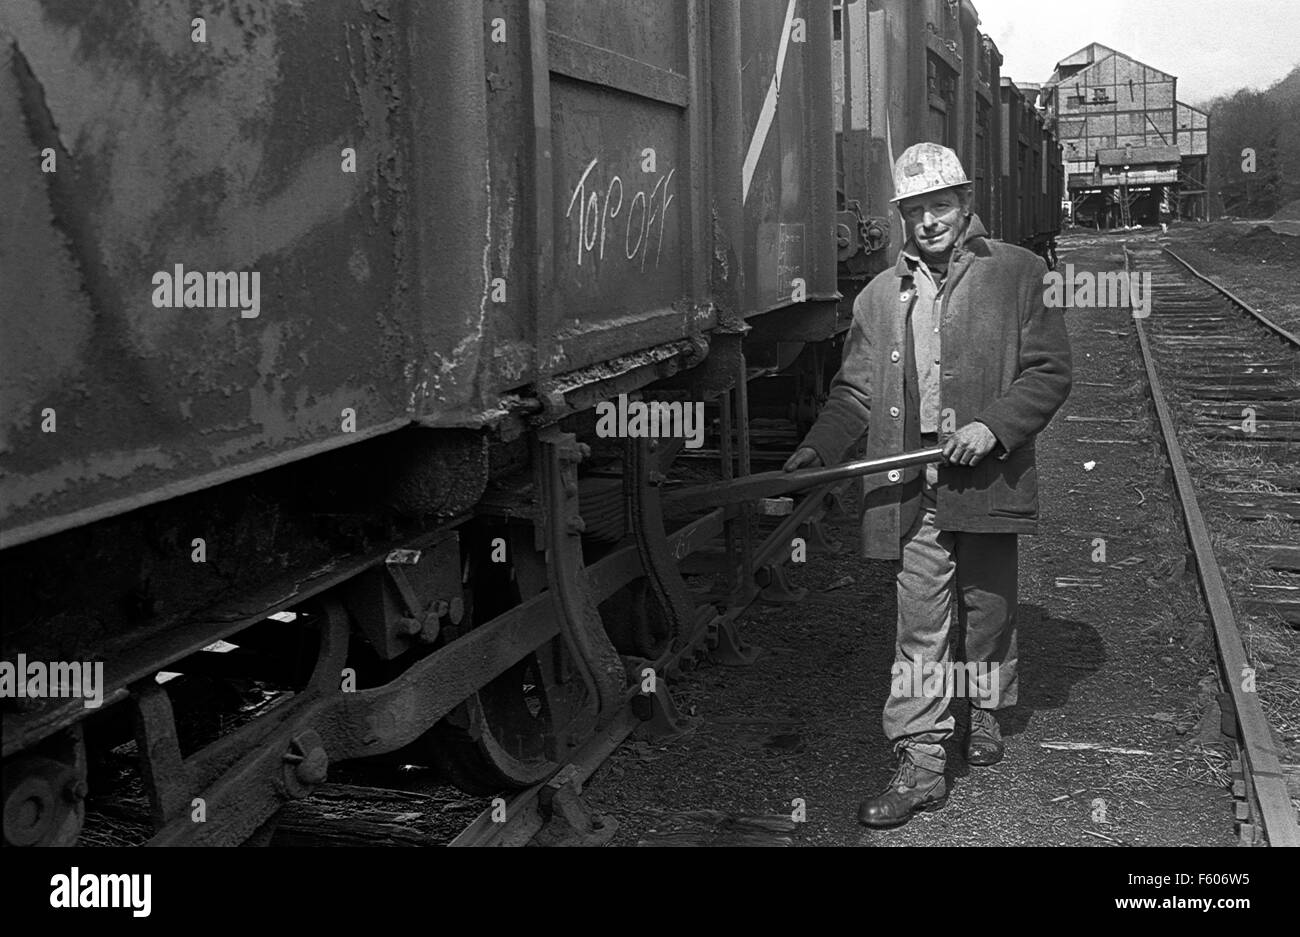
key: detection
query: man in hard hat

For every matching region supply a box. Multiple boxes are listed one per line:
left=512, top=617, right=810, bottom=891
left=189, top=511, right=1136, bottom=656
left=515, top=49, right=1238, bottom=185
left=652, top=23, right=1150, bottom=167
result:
left=784, top=142, right=1072, bottom=828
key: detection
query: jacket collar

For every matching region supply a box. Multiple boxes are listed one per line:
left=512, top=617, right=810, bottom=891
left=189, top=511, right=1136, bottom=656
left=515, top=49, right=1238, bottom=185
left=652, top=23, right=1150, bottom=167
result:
left=895, top=213, right=991, bottom=279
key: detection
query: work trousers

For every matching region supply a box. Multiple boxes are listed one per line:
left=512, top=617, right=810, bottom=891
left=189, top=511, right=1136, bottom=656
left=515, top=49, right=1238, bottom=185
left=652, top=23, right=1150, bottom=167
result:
left=884, top=483, right=1020, bottom=773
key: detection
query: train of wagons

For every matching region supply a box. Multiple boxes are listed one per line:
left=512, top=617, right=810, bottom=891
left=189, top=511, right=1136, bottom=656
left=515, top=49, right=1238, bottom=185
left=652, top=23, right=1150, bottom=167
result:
left=0, top=0, right=1062, bottom=845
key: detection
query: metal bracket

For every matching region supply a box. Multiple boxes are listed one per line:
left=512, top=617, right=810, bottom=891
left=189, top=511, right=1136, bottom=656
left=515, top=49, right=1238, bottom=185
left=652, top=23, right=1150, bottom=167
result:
left=341, top=534, right=462, bottom=659
left=533, top=772, right=618, bottom=847
left=536, top=427, right=627, bottom=728
left=625, top=437, right=696, bottom=656
left=132, top=681, right=193, bottom=829
left=707, top=612, right=761, bottom=666
left=755, top=562, right=808, bottom=605
left=800, top=517, right=843, bottom=555
left=631, top=678, right=696, bottom=741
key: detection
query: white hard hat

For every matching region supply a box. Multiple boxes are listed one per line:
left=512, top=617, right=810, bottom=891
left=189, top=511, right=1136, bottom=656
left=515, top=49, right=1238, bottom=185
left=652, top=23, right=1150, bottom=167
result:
left=891, top=143, right=970, bottom=203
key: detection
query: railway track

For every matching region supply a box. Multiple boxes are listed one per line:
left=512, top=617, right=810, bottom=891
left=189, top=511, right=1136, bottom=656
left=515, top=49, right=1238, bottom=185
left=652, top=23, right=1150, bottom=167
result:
left=1127, top=243, right=1300, bottom=846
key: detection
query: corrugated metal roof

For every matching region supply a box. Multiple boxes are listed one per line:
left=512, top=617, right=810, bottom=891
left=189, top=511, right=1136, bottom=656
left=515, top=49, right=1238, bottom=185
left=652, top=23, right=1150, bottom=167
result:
left=1096, top=145, right=1182, bottom=167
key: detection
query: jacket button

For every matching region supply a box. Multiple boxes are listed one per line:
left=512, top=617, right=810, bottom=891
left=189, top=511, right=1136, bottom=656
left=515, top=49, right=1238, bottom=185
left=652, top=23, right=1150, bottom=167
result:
left=887, top=470, right=901, bottom=483
left=889, top=406, right=900, bottom=418
left=890, top=350, right=901, bottom=363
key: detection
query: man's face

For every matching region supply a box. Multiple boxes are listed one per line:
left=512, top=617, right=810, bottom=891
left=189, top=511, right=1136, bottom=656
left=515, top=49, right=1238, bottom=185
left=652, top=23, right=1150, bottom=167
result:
left=899, top=188, right=968, bottom=257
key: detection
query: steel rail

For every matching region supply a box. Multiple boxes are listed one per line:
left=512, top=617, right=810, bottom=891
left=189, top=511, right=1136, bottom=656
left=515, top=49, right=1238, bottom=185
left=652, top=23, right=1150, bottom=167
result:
left=1163, top=246, right=1300, bottom=348
left=1127, top=245, right=1300, bottom=847
left=450, top=600, right=742, bottom=846
left=449, top=705, right=640, bottom=846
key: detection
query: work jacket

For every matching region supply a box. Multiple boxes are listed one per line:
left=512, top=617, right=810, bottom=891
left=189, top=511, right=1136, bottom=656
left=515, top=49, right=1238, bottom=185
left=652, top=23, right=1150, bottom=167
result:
left=800, top=215, right=1072, bottom=560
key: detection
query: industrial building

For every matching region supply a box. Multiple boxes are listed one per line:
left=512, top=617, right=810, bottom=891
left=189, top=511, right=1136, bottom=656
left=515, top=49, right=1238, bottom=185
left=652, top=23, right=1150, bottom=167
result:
left=1040, top=43, right=1210, bottom=228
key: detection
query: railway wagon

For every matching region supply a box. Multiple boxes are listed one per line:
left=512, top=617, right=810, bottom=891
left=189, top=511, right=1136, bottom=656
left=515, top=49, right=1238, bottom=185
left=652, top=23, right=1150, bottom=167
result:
left=999, top=77, right=1061, bottom=264
left=835, top=0, right=985, bottom=285
left=1032, top=94, right=1063, bottom=265
left=833, top=0, right=1031, bottom=289
left=974, top=33, right=1004, bottom=237
left=999, top=78, right=1026, bottom=248
left=1047, top=117, right=1064, bottom=247
left=0, top=0, right=838, bottom=846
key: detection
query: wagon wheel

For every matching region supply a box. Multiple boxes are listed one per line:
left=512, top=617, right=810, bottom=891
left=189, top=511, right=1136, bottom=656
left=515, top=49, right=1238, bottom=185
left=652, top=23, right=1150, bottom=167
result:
left=421, top=524, right=593, bottom=794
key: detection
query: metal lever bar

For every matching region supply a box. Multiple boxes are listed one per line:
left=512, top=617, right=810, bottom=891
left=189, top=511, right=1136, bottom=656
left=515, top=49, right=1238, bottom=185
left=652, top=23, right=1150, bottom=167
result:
left=663, top=447, right=946, bottom=513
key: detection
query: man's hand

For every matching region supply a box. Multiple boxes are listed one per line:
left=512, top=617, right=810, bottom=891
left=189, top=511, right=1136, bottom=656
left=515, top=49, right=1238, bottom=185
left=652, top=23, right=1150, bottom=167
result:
left=783, top=447, right=823, bottom=473
left=942, top=422, right=998, bottom=466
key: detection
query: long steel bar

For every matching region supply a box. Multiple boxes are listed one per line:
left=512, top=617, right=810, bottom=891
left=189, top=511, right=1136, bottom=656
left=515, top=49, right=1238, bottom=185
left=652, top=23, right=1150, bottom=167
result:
left=664, top=447, right=946, bottom=513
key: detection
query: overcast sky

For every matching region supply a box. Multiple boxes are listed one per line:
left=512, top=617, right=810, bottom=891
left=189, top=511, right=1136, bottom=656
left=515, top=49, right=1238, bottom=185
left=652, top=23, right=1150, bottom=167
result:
left=974, top=0, right=1299, bottom=105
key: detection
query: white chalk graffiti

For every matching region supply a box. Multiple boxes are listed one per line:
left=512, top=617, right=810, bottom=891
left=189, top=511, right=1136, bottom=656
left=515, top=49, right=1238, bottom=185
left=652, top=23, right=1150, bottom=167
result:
left=565, top=157, right=676, bottom=272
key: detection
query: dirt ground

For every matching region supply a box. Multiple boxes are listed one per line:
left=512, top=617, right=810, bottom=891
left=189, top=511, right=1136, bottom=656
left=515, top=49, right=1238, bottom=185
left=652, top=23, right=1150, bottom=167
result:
left=1157, top=220, right=1300, bottom=334
left=582, top=234, right=1258, bottom=847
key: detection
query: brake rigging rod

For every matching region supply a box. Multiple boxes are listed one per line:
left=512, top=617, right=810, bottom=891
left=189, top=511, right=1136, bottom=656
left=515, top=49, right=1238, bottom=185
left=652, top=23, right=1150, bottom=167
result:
left=662, top=447, right=947, bottom=513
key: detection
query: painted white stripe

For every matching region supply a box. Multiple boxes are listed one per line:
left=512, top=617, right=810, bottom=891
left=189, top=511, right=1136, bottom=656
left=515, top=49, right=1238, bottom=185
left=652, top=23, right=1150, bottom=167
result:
left=885, top=109, right=897, bottom=198
left=885, top=109, right=905, bottom=251
left=742, top=0, right=798, bottom=205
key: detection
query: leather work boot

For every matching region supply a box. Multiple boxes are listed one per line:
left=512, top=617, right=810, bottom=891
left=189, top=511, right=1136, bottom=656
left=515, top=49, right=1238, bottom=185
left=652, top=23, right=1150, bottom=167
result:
left=966, top=706, right=1004, bottom=766
left=856, top=753, right=948, bottom=828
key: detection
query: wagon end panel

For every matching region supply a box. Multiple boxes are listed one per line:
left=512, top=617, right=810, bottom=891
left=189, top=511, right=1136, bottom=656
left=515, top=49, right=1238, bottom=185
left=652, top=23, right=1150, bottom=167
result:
left=837, top=0, right=902, bottom=282
left=738, top=0, right=838, bottom=330
left=979, top=34, right=1003, bottom=238
left=408, top=0, right=521, bottom=424
left=1000, top=79, right=1024, bottom=247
